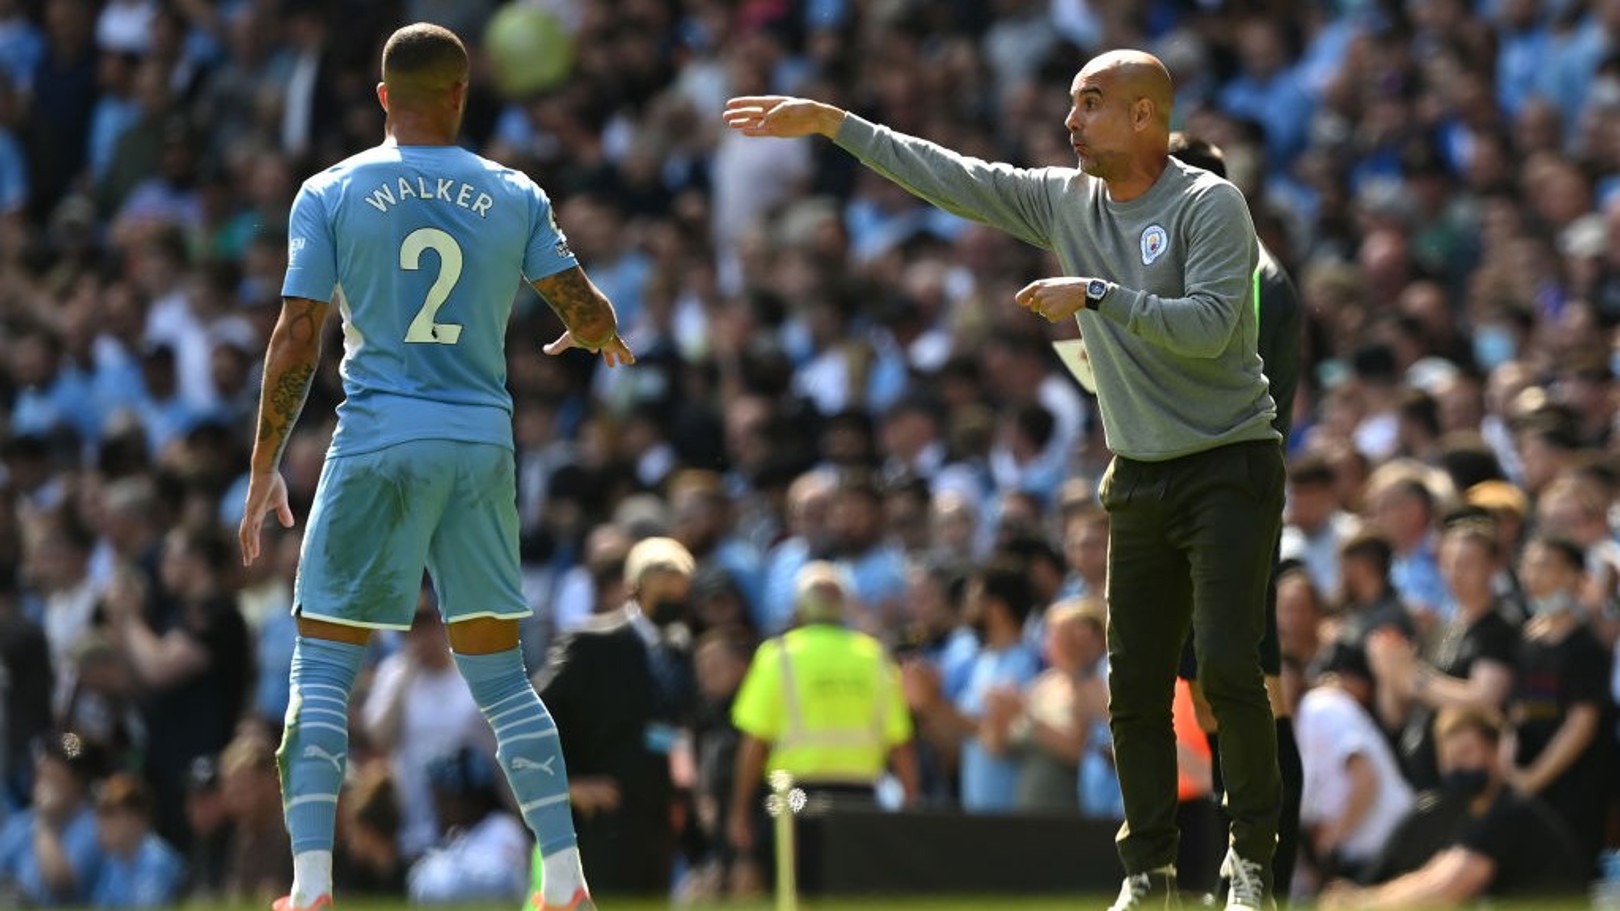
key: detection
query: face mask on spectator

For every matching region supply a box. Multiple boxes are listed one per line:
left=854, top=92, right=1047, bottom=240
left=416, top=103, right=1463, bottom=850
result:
left=1528, top=589, right=1580, bottom=617
left=1440, top=767, right=1491, bottom=799
left=1472, top=325, right=1516, bottom=372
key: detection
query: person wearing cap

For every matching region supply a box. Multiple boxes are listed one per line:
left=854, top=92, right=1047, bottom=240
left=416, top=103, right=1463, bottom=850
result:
left=727, top=561, right=918, bottom=864
left=0, top=732, right=106, bottom=907
left=89, top=772, right=183, bottom=908
left=533, top=536, right=699, bottom=896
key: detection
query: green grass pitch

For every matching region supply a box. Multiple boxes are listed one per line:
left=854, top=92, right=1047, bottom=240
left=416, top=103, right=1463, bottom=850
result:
left=200, top=896, right=1598, bottom=910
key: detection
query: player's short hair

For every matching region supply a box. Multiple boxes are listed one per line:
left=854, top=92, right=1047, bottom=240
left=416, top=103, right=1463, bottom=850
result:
left=381, top=22, right=469, bottom=100
left=623, top=536, right=696, bottom=588
left=1168, top=133, right=1227, bottom=178
left=1434, top=706, right=1505, bottom=746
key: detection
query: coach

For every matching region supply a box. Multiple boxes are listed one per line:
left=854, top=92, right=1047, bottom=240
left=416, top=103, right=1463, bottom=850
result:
left=724, top=50, right=1284, bottom=911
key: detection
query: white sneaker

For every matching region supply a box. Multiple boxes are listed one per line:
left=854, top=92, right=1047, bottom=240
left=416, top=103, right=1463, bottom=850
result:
left=1106, top=865, right=1180, bottom=910
left=1219, top=848, right=1269, bottom=910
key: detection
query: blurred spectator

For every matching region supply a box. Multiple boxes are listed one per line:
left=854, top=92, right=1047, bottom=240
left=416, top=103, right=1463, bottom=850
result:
left=361, top=590, right=487, bottom=861
left=180, top=755, right=228, bottom=901
left=0, top=585, right=52, bottom=808
left=1365, top=463, right=1447, bottom=626
left=106, top=527, right=247, bottom=848
left=828, top=474, right=907, bottom=629
left=906, top=560, right=1039, bottom=813
left=1505, top=535, right=1613, bottom=876
left=1322, top=708, right=1585, bottom=907
left=1332, top=531, right=1418, bottom=648
left=217, top=729, right=289, bottom=903
left=670, top=470, right=763, bottom=626
left=1369, top=521, right=1518, bottom=791
left=535, top=536, right=697, bottom=895
left=1058, top=503, right=1108, bottom=600
left=24, top=507, right=99, bottom=713
left=760, top=470, right=836, bottom=636
left=89, top=772, right=183, bottom=908
left=333, top=761, right=405, bottom=897
left=1281, top=452, right=1359, bottom=596
left=1275, top=562, right=1325, bottom=716
left=684, top=627, right=754, bottom=901
left=406, top=747, right=528, bottom=905
left=984, top=597, right=1108, bottom=813
left=0, top=732, right=105, bottom=907
left=1297, top=642, right=1415, bottom=883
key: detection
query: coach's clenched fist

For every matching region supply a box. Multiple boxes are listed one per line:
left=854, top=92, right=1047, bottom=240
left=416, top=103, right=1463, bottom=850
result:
left=1016, top=277, right=1093, bottom=323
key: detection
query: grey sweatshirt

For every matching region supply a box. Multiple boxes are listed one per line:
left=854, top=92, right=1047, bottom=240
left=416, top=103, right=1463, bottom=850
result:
left=834, top=114, right=1279, bottom=462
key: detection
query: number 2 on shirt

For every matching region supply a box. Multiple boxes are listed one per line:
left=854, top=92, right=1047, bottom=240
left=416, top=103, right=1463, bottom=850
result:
left=400, top=227, right=464, bottom=345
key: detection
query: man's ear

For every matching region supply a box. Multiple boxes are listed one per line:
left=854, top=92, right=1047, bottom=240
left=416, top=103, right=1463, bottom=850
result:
left=376, top=82, right=388, bottom=113
left=1134, top=97, right=1154, bottom=131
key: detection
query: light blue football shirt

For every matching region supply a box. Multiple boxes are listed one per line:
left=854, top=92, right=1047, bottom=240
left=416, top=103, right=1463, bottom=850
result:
left=282, top=143, right=577, bottom=457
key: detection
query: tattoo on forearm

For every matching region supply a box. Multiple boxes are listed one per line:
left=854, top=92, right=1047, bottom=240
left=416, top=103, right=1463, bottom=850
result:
left=256, top=361, right=315, bottom=462
left=253, top=298, right=326, bottom=467
left=535, top=267, right=615, bottom=342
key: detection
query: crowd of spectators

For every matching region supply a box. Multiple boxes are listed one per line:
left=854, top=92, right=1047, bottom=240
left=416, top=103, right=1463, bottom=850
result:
left=0, top=0, right=1618, bottom=905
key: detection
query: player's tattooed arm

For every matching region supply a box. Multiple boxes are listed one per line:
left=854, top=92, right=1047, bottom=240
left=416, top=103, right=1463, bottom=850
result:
left=250, top=296, right=330, bottom=473
left=531, top=266, right=619, bottom=349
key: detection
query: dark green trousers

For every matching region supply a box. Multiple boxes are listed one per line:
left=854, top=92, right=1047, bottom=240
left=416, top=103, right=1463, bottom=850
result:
left=1100, top=439, right=1285, bottom=876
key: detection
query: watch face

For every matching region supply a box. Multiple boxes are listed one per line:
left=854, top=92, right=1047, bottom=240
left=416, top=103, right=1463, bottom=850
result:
left=1087, top=279, right=1107, bottom=300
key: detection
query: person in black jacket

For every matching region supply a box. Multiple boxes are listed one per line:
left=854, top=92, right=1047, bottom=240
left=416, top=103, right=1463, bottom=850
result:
left=533, top=537, right=699, bottom=895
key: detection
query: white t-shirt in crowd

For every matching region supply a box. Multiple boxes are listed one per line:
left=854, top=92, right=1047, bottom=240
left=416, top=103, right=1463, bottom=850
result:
left=362, top=655, right=489, bottom=859
left=1297, top=684, right=1415, bottom=865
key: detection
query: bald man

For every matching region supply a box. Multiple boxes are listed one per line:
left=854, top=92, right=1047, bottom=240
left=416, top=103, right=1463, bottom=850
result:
left=726, top=50, right=1284, bottom=911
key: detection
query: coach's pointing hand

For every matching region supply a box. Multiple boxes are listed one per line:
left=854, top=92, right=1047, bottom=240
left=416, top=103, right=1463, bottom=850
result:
left=1016, top=277, right=1091, bottom=323
left=723, top=96, right=845, bottom=139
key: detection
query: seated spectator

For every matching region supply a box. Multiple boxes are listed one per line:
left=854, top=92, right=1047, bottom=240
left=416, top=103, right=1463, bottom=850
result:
left=982, top=598, right=1108, bottom=814
left=0, top=733, right=105, bottom=906
left=1298, top=643, right=1415, bottom=883
left=181, top=755, right=230, bottom=901
left=1330, top=531, right=1417, bottom=648
left=1367, top=520, right=1518, bottom=790
left=406, top=747, right=529, bottom=905
left=362, top=590, right=488, bottom=861
left=1504, top=535, right=1612, bottom=876
left=906, top=560, right=1040, bottom=812
left=218, top=730, right=291, bottom=903
left=1274, top=561, right=1324, bottom=716
left=334, top=761, right=406, bottom=896
left=1321, top=708, right=1585, bottom=907
left=89, top=773, right=183, bottom=908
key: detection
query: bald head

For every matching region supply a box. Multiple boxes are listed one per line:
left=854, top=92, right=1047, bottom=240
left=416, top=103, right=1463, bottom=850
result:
left=1066, top=49, right=1175, bottom=190
left=1077, top=50, right=1174, bottom=128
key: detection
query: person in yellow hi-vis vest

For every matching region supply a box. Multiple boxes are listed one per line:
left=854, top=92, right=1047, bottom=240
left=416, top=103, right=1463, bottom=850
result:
left=725, top=561, right=919, bottom=874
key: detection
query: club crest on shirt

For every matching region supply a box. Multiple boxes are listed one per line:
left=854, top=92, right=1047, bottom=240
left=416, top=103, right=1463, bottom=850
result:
left=1140, top=224, right=1168, bottom=265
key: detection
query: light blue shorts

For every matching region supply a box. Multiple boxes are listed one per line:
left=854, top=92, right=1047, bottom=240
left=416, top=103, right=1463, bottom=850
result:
left=294, top=439, right=530, bottom=630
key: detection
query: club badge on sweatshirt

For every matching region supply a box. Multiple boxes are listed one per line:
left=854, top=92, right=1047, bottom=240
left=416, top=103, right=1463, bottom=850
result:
left=1141, top=224, right=1168, bottom=265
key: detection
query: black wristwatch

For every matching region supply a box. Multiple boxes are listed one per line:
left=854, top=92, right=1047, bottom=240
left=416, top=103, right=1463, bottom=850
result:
left=1084, top=278, right=1112, bottom=310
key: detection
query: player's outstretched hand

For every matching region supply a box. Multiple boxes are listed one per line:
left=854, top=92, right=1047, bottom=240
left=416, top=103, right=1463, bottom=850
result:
left=239, top=471, right=294, bottom=566
left=542, top=330, right=636, bottom=367
left=723, top=96, right=841, bottom=139
left=1016, top=277, right=1090, bottom=323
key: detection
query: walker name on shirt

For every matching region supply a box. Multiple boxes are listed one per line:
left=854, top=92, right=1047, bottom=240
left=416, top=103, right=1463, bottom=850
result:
left=364, top=176, right=494, bottom=218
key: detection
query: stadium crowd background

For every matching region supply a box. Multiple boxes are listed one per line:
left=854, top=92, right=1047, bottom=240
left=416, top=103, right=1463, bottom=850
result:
left=0, top=0, right=1618, bottom=905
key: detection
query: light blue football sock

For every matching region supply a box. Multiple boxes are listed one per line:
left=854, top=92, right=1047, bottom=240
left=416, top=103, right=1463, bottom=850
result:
left=277, top=635, right=364, bottom=856
left=455, top=647, right=578, bottom=856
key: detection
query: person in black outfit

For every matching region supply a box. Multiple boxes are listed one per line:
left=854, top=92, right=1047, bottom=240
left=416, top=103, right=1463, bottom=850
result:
left=1504, top=535, right=1612, bottom=877
left=534, top=536, right=698, bottom=895
left=102, top=528, right=250, bottom=850
left=1324, top=707, right=1585, bottom=907
left=1366, top=520, right=1518, bottom=791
